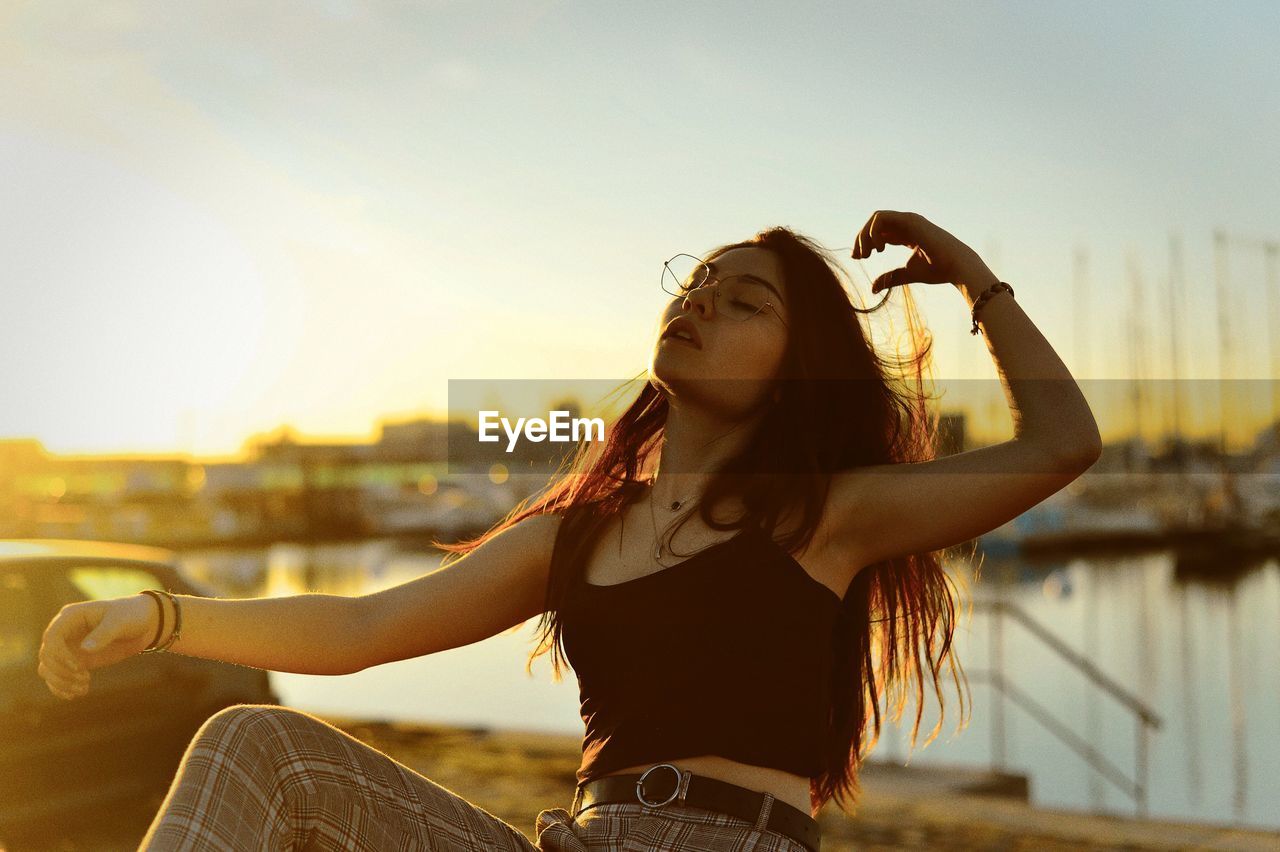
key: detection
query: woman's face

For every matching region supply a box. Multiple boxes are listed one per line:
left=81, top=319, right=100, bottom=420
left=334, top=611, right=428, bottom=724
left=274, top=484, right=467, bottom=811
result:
left=649, top=246, right=790, bottom=418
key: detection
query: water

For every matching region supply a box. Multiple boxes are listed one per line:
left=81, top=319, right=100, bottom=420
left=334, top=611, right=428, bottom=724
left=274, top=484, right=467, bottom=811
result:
left=891, top=552, right=1280, bottom=832
left=175, top=539, right=1280, bottom=831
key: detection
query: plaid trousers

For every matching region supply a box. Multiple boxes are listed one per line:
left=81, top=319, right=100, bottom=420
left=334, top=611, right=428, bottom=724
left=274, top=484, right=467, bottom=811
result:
left=138, top=704, right=813, bottom=851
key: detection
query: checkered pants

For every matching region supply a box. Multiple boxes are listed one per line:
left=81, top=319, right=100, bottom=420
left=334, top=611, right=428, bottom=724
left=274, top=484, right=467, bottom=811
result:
left=137, top=704, right=813, bottom=851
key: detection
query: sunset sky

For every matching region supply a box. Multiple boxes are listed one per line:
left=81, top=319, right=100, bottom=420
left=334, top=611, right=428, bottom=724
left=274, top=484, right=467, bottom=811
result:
left=2, top=1, right=1277, bottom=458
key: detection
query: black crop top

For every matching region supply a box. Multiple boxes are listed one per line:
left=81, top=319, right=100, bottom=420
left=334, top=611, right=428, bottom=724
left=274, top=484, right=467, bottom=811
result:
left=557, top=518, right=843, bottom=786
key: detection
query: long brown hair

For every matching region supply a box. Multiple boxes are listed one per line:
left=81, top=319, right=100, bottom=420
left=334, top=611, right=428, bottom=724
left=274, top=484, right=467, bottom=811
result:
left=437, top=225, right=974, bottom=817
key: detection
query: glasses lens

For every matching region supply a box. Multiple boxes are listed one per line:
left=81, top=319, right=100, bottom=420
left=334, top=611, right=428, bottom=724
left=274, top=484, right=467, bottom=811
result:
left=718, top=276, right=771, bottom=321
left=662, top=255, right=709, bottom=299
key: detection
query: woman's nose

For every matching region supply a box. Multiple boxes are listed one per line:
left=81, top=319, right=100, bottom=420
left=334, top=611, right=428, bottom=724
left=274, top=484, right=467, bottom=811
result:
left=682, top=284, right=716, bottom=317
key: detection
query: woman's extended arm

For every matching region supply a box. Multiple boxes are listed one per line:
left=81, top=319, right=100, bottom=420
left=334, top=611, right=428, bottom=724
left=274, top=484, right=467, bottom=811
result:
left=46, top=592, right=368, bottom=681
left=39, top=591, right=370, bottom=700
left=41, top=512, right=560, bottom=701
left=349, top=512, right=560, bottom=671
left=144, top=592, right=370, bottom=676
left=144, top=514, right=560, bottom=675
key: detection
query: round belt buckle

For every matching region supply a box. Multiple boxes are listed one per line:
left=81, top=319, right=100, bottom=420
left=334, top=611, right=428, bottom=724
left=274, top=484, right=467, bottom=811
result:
left=635, top=763, right=682, bottom=807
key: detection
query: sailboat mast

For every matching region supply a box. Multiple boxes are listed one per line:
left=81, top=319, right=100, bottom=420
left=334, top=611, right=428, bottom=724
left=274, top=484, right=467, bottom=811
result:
left=1265, top=241, right=1279, bottom=431
left=1128, top=250, right=1147, bottom=472
left=1213, top=229, right=1231, bottom=462
left=1167, top=233, right=1185, bottom=460
left=1073, top=245, right=1091, bottom=379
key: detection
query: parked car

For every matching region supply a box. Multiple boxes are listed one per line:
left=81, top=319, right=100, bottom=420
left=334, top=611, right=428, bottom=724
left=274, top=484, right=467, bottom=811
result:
left=0, top=538, right=281, bottom=844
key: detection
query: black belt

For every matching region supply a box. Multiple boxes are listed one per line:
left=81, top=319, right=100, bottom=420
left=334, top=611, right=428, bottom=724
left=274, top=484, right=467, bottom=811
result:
left=573, top=763, right=821, bottom=852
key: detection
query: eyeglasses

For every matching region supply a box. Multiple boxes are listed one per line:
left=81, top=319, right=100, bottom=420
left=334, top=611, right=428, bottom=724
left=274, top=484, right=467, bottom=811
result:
left=661, top=253, right=788, bottom=327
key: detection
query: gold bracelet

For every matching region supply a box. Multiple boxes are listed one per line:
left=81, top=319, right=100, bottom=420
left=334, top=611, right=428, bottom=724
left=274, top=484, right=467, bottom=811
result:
left=141, top=589, right=182, bottom=653
left=139, top=589, right=167, bottom=652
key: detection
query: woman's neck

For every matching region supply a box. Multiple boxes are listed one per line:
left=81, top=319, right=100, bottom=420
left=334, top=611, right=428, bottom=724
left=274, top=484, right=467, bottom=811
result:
left=650, top=399, right=765, bottom=510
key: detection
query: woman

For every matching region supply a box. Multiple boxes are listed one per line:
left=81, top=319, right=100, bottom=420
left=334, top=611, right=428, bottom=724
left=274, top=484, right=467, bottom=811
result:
left=37, top=210, right=1101, bottom=851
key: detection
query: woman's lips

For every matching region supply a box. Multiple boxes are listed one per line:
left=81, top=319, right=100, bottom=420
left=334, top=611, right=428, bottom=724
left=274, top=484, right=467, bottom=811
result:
left=661, top=317, right=703, bottom=349
left=661, top=334, right=702, bottom=349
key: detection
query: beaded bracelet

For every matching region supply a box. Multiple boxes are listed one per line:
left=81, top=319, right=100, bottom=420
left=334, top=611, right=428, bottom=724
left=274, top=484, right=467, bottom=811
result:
left=140, top=588, right=183, bottom=653
left=970, top=281, right=1015, bottom=335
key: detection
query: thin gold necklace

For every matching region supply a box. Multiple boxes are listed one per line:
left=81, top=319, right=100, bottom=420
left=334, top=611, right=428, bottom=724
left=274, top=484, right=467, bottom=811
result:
left=646, top=474, right=697, bottom=561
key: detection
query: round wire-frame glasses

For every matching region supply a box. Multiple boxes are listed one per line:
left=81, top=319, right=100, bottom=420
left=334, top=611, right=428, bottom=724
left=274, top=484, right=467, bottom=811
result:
left=662, top=248, right=885, bottom=326
left=661, top=253, right=791, bottom=327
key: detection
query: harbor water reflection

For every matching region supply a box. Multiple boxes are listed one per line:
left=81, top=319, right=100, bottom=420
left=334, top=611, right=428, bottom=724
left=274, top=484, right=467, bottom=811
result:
left=175, top=538, right=1280, bottom=831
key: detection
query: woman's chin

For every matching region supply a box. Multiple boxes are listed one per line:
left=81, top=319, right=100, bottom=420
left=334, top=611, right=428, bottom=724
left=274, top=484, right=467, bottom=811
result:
left=649, top=353, right=697, bottom=389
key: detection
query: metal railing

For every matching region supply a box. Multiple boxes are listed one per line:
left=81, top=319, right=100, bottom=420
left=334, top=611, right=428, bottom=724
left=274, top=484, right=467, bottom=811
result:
left=968, top=596, right=1164, bottom=817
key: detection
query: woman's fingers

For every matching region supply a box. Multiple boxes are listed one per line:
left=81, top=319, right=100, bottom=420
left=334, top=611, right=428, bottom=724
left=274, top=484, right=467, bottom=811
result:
left=53, top=672, right=88, bottom=698
left=852, top=210, right=918, bottom=259
left=864, top=210, right=892, bottom=254
left=38, top=634, right=92, bottom=700
left=37, top=607, right=98, bottom=699
left=871, top=247, right=946, bottom=292
left=38, top=652, right=80, bottom=682
left=39, top=658, right=89, bottom=699
left=36, top=605, right=95, bottom=700
left=870, top=267, right=898, bottom=294
left=39, top=632, right=78, bottom=671
left=854, top=211, right=987, bottom=288
left=50, top=677, right=87, bottom=700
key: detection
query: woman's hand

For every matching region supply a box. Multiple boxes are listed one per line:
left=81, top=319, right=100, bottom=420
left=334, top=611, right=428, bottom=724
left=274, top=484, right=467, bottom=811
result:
left=37, top=594, right=160, bottom=701
left=851, top=210, right=994, bottom=293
